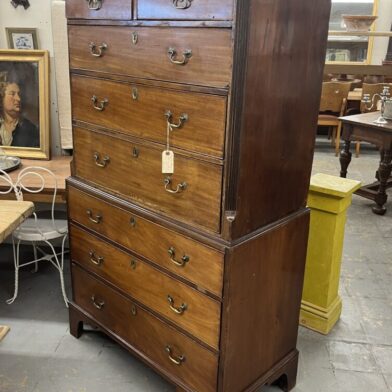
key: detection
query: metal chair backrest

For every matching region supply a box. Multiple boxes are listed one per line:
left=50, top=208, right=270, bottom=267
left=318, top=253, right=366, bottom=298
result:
left=319, top=82, right=352, bottom=113
left=0, top=166, right=65, bottom=235
left=360, top=83, right=392, bottom=113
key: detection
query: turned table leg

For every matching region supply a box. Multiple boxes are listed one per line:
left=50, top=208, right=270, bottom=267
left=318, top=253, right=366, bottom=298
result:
left=373, top=149, right=392, bottom=215
left=340, top=139, right=352, bottom=178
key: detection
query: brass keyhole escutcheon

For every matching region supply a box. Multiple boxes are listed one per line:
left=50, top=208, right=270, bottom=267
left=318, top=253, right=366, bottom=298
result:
left=130, top=259, right=137, bottom=270
left=132, top=87, right=138, bottom=101
left=131, top=32, right=138, bottom=45
left=132, top=147, right=139, bottom=158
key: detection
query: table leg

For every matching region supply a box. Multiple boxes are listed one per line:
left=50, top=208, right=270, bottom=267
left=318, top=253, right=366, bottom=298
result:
left=339, top=139, right=352, bottom=178
left=373, top=149, right=392, bottom=215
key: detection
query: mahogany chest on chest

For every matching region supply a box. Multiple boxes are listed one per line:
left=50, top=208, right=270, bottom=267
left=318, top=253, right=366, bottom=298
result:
left=65, top=1, right=330, bottom=391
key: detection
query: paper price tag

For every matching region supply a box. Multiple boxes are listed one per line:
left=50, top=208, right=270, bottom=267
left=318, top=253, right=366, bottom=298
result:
left=162, top=150, right=174, bottom=174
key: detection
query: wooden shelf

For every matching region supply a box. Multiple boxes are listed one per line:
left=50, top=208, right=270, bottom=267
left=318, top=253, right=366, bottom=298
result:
left=324, top=64, right=392, bottom=76
left=328, top=30, right=392, bottom=37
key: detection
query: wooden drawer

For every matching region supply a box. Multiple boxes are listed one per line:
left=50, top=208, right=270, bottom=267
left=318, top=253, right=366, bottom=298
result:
left=137, top=0, right=234, bottom=20
left=72, top=264, right=218, bottom=392
left=68, top=26, right=232, bottom=88
left=66, top=0, right=132, bottom=19
left=68, top=185, right=224, bottom=297
left=73, top=126, right=223, bottom=233
left=70, top=224, right=221, bottom=349
left=71, top=75, right=227, bottom=158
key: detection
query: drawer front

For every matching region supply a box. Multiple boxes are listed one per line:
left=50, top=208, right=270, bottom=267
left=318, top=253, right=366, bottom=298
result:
left=137, top=0, right=234, bottom=20
left=70, top=224, right=221, bottom=348
left=69, top=26, right=232, bottom=88
left=72, top=264, right=218, bottom=392
left=71, top=75, right=227, bottom=158
left=68, top=185, right=224, bottom=297
left=73, top=127, right=222, bottom=233
left=66, top=0, right=132, bottom=19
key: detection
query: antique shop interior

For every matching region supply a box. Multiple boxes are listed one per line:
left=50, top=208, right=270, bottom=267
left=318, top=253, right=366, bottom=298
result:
left=0, top=1, right=392, bottom=391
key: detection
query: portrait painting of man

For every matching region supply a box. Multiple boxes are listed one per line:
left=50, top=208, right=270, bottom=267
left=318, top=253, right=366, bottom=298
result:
left=0, top=63, right=40, bottom=148
left=0, top=51, right=49, bottom=160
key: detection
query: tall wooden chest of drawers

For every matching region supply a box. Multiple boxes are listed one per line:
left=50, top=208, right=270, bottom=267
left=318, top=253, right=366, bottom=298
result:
left=66, top=1, right=330, bottom=391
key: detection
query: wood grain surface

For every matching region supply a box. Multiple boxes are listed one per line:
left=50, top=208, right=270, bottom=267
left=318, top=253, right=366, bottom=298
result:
left=70, top=224, right=221, bottom=349
left=225, top=0, right=331, bottom=239
left=72, top=264, right=218, bottom=392
left=67, top=185, right=224, bottom=297
left=69, top=25, right=232, bottom=88
left=72, top=126, right=223, bottom=233
left=66, top=0, right=132, bottom=20
left=137, top=0, right=234, bottom=20
left=71, top=74, right=227, bottom=158
left=219, top=211, right=310, bottom=392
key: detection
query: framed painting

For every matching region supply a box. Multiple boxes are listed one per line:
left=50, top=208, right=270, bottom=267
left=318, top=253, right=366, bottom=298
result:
left=0, top=50, right=50, bottom=159
left=6, top=28, right=38, bottom=50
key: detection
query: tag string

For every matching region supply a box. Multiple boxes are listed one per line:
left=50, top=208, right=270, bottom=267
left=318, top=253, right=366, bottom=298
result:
left=166, top=122, right=171, bottom=152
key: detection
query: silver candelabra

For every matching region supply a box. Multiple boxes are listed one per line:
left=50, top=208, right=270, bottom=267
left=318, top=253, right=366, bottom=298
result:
left=362, top=86, right=391, bottom=125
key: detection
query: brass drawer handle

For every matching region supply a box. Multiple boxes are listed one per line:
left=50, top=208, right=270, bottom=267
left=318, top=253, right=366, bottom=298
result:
left=167, top=47, right=192, bottom=65
left=168, top=247, right=189, bottom=267
left=89, top=42, right=107, bottom=57
left=91, top=95, right=108, bottom=111
left=165, top=110, right=188, bottom=130
left=165, top=345, right=185, bottom=366
left=167, top=295, right=187, bottom=315
left=94, top=152, right=110, bottom=168
left=86, top=209, right=102, bottom=224
left=86, top=0, right=103, bottom=10
left=91, top=295, right=104, bottom=310
left=173, top=0, right=192, bottom=9
left=164, top=177, right=187, bottom=194
left=89, top=250, right=104, bottom=266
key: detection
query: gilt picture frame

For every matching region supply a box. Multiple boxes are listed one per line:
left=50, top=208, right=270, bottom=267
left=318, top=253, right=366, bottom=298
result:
left=0, top=50, right=50, bottom=160
left=6, top=28, right=38, bottom=50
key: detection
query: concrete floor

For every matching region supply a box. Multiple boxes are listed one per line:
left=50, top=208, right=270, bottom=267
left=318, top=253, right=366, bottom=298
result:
left=0, top=142, right=391, bottom=392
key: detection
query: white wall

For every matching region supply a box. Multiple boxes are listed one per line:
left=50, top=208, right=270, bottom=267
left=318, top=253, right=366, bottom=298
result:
left=0, top=0, right=62, bottom=156
left=372, top=0, right=392, bottom=64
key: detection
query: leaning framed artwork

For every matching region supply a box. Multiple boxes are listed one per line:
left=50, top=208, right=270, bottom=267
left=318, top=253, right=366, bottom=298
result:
left=0, top=50, right=50, bottom=159
left=6, top=28, right=38, bottom=50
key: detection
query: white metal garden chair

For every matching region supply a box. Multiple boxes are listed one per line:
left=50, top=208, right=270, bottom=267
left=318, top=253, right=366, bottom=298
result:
left=0, top=166, right=68, bottom=307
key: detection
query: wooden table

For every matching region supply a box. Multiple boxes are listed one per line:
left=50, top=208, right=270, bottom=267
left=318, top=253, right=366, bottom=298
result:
left=339, top=111, right=392, bottom=215
left=0, top=199, right=35, bottom=341
left=0, top=156, right=72, bottom=204
left=348, top=89, right=362, bottom=102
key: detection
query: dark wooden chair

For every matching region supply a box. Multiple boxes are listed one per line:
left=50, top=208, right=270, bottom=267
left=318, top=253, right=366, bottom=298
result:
left=318, top=82, right=352, bottom=156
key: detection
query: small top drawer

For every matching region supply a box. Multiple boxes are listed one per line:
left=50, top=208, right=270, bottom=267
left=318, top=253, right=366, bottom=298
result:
left=137, top=0, right=234, bottom=21
left=66, top=0, right=132, bottom=19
